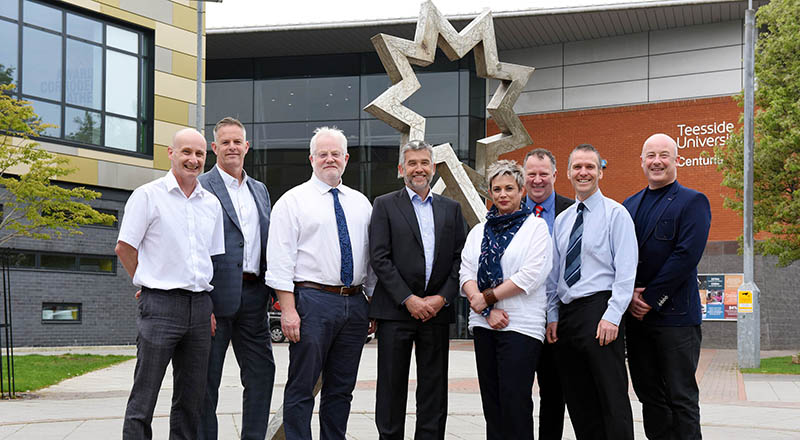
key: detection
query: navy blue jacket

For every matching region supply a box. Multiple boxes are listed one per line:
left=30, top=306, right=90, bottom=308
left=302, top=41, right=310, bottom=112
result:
left=199, top=167, right=272, bottom=318
left=623, top=181, right=711, bottom=326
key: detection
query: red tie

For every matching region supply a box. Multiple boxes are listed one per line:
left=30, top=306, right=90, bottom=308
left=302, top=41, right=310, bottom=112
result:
left=534, top=204, right=543, bottom=217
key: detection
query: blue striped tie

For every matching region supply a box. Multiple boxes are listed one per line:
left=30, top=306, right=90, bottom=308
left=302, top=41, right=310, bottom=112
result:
left=564, top=202, right=585, bottom=288
left=330, top=188, right=353, bottom=287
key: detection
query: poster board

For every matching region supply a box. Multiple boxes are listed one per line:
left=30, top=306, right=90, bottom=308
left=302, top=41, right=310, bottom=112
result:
left=699, top=273, right=743, bottom=321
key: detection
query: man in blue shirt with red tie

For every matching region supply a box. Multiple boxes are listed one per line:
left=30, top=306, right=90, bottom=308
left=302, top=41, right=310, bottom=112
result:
left=522, top=148, right=572, bottom=440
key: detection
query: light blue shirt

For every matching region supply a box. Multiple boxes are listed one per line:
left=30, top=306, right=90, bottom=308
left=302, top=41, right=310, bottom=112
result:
left=406, top=186, right=435, bottom=288
left=526, top=191, right=556, bottom=235
left=546, top=189, right=638, bottom=326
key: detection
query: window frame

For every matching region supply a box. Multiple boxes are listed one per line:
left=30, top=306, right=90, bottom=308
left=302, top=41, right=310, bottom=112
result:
left=0, top=0, right=154, bottom=158
left=6, top=249, right=117, bottom=275
left=41, top=302, right=82, bottom=324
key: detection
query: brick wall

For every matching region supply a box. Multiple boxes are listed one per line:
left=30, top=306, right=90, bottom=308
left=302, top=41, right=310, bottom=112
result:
left=490, top=96, right=742, bottom=242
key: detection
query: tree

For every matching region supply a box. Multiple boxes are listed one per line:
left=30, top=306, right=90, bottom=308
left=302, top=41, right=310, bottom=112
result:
left=0, top=79, right=115, bottom=248
left=715, top=0, right=800, bottom=267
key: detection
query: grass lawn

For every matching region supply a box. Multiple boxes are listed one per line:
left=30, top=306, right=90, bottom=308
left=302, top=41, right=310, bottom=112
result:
left=740, top=355, right=800, bottom=375
left=0, top=354, right=134, bottom=392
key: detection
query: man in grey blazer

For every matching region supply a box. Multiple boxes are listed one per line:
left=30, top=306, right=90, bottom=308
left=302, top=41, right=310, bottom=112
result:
left=198, top=117, right=276, bottom=440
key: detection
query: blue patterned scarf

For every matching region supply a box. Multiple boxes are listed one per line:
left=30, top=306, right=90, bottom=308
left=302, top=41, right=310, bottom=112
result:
left=477, top=202, right=532, bottom=293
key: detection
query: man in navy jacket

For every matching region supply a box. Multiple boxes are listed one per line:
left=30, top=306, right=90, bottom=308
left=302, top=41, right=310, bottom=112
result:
left=623, top=133, right=711, bottom=440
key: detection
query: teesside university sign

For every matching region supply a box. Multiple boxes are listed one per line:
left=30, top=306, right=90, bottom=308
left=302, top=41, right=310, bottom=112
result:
left=674, top=120, right=734, bottom=168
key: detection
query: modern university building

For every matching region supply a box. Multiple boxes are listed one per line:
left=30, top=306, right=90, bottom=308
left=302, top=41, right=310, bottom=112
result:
left=2, top=0, right=797, bottom=349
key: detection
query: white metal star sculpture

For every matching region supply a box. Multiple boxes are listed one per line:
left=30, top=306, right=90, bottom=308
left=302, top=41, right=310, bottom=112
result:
left=363, top=1, right=535, bottom=226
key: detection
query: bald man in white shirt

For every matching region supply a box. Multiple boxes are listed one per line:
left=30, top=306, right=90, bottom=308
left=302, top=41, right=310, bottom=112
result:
left=116, top=128, right=225, bottom=440
left=266, top=126, right=376, bottom=440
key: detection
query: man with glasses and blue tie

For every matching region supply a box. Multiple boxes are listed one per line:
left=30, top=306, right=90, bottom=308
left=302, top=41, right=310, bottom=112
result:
left=266, top=126, right=376, bottom=440
left=545, top=144, right=638, bottom=440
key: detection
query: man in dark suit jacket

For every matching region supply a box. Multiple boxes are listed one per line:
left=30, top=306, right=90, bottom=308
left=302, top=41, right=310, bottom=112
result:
left=369, top=140, right=467, bottom=440
left=198, top=117, right=276, bottom=440
left=522, top=148, right=573, bottom=440
left=623, top=133, right=711, bottom=440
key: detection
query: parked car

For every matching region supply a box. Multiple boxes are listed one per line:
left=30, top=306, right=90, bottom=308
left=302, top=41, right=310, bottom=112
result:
left=267, top=295, right=374, bottom=344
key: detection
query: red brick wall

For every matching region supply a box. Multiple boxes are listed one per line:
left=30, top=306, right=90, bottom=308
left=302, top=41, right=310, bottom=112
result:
left=488, top=96, right=742, bottom=242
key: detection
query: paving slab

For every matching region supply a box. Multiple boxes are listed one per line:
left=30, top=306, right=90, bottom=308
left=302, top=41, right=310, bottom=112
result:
left=2, top=345, right=799, bottom=439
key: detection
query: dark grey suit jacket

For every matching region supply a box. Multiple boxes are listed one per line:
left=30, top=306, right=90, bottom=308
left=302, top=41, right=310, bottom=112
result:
left=368, top=188, right=467, bottom=323
left=199, top=166, right=271, bottom=318
left=554, top=193, right=574, bottom=217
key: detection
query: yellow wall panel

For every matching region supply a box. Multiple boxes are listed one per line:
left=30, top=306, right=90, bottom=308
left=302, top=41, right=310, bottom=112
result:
left=153, top=144, right=171, bottom=170
left=55, top=154, right=99, bottom=185
left=61, top=0, right=102, bottom=13
left=171, top=51, right=197, bottom=80
left=155, top=95, right=190, bottom=125
left=98, top=5, right=156, bottom=29
left=172, top=3, right=197, bottom=33
left=76, top=148, right=153, bottom=168
left=155, top=71, right=197, bottom=103
left=155, top=22, right=196, bottom=56
left=154, top=119, right=190, bottom=146
left=95, top=0, right=121, bottom=7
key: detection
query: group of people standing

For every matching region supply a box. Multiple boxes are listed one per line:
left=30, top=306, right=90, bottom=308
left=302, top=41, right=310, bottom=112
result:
left=115, top=115, right=711, bottom=440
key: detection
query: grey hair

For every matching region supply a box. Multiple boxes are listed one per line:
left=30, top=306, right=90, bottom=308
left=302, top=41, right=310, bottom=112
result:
left=486, top=159, right=525, bottom=190
left=399, top=140, right=434, bottom=166
left=524, top=148, right=557, bottom=172
left=310, top=126, right=348, bottom=155
left=213, top=116, right=247, bottom=143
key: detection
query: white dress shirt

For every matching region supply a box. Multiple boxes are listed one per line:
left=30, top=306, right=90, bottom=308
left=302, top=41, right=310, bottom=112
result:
left=118, top=169, right=225, bottom=292
left=216, top=165, right=261, bottom=275
left=546, top=189, right=638, bottom=325
left=265, top=174, right=376, bottom=295
left=459, top=214, right=552, bottom=341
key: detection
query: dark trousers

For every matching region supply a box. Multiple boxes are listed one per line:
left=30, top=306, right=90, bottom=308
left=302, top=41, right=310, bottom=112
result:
left=555, top=292, right=633, bottom=440
left=626, top=317, right=702, bottom=440
left=375, top=319, right=450, bottom=440
left=283, top=287, right=370, bottom=440
left=123, top=288, right=213, bottom=440
left=535, top=340, right=565, bottom=440
left=199, top=279, right=276, bottom=440
left=473, top=327, right=543, bottom=440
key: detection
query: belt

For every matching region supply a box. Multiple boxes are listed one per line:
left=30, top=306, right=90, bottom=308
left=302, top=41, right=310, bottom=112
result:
left=242, top=272, right=259, bottom=281
left=294, top=281, right=363, bottom=296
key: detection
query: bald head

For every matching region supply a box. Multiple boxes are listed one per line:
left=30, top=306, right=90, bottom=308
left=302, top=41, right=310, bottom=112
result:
left=641, top=133, right=678, bottom=189
left=642, top=133, right=678, bottom=157
left=173, top=128, right=206, bottom=147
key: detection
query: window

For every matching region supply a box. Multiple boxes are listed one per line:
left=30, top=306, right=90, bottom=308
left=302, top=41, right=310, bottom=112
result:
left=6, top=250, right=116, bottom=273
left=0, top=0, right=153, bottom=156
left=42, top=303, right=81, bottom=323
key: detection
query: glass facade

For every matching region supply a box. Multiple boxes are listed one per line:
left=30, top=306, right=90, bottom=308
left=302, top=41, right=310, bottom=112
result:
left=0, top=0, right=154, bottom=156
left=205, top=52, right=485, bottom=201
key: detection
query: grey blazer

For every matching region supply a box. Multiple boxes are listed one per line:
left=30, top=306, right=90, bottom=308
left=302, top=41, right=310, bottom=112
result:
left=199, top=166, right=271, bottom=318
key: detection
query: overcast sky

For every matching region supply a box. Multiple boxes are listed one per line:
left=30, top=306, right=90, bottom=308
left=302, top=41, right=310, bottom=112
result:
left=206, top=0, right=672, bottom=30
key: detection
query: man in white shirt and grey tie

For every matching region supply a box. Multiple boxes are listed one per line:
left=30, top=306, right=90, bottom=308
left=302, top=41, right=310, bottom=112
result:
left=116, top=128, right=225, bottom=439
left=266, top=126, right=376, bottom=440
left=545, top=143, right=637, bottom=440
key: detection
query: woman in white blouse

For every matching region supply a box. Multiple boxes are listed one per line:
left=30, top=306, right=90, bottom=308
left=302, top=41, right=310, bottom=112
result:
left=460, top=160, right=553, bottom=440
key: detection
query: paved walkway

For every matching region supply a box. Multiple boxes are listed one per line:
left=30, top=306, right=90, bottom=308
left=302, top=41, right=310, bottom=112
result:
left=1, top=343, right=799, bottom=439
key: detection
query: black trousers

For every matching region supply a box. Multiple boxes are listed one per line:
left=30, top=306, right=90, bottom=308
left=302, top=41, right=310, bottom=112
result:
left=626, top=316, right=702, bottom=440
left=375, top=319, right=450, bottom=440
left=123, top=288, right=212, bottom=440
left=199, top=279, right=276, bottom=440
left=555, top=292, right=633, bottom=440
left=473, top=327, right=543, bottom=440
left=535, top=340, right=565, bottom=440
left=283, top=287, right=370, bottom=440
